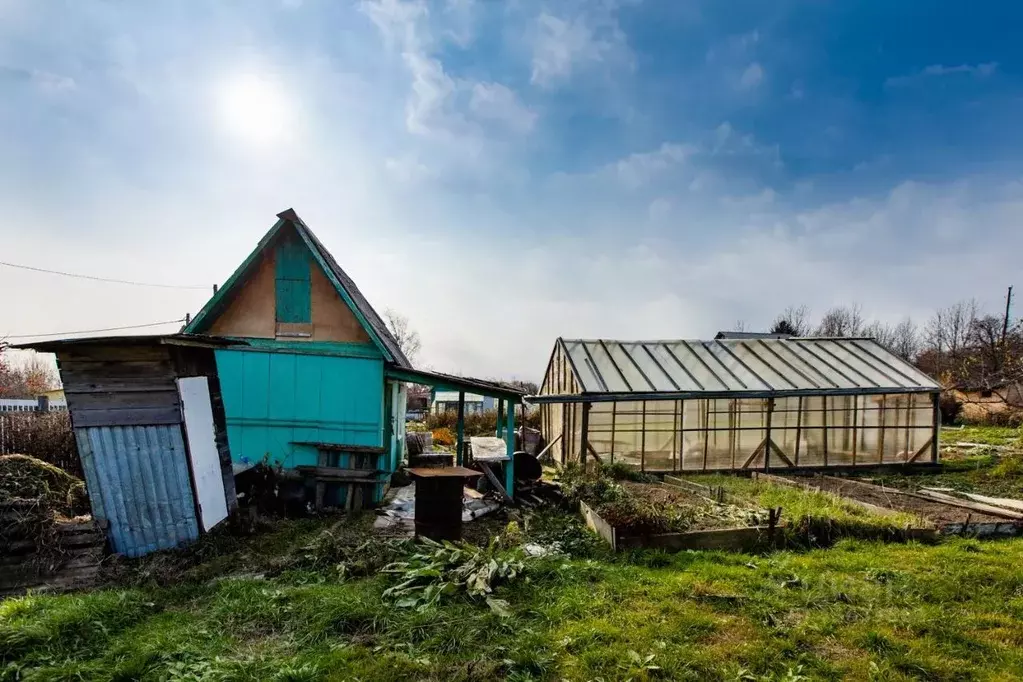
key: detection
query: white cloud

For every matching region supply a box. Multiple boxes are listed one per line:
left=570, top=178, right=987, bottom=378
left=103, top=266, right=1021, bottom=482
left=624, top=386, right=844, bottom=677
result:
left=738, top=62, right=763, bottom=90
left=886, top=62, right=998, bottom=87
left=529, top=9, right=630, bottom=88
left=614, top=143, right=690, bottom=188
left=469, top=82, right=537, bottom=133
left=0, top=65, right=75, bottom=92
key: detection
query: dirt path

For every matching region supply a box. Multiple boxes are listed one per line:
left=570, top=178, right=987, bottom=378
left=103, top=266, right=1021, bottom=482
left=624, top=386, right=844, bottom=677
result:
left=798, top=476, right=1005, bottom=527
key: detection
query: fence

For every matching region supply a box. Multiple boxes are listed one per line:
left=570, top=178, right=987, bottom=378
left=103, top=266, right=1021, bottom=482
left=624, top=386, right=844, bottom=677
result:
left=0, top=408, right=80, bottom=478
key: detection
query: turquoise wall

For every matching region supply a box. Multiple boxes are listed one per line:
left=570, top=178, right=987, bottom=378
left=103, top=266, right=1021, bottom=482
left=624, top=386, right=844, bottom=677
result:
left=215, top=348, right=385, bottom=469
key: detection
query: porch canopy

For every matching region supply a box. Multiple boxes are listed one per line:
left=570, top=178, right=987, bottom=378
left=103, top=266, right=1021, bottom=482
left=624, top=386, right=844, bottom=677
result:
left=385, top=366, right=526, bottom=496
left=530, top=337, right=942, bottom=473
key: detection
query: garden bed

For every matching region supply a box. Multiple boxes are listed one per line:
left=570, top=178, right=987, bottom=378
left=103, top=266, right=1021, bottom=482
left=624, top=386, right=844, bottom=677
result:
left=561, top=465, right=780, bottom=552
left=765, top=473, right=1023, bottom=537
left=669, top=473, right=941, bottom=545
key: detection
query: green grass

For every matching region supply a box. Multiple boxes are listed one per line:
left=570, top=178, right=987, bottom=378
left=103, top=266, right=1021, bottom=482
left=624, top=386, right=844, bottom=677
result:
left=677, top=475, right=927, bottom=537
left=940, top=425, right=1022, bottom=448
left=5, top=511, right=1023, bottom=681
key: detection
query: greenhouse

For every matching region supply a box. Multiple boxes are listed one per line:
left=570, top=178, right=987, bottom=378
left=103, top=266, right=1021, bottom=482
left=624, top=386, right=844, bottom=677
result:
left=531, top=337, right=941, bottom=473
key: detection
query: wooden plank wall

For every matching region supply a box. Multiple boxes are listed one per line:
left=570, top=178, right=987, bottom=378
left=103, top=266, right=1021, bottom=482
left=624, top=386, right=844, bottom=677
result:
left=58, top=345, right=182, bottom=428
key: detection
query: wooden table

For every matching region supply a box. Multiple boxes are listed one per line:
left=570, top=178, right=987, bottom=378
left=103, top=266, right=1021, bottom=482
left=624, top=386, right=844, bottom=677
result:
left=407, top=467, right=483, bottom=541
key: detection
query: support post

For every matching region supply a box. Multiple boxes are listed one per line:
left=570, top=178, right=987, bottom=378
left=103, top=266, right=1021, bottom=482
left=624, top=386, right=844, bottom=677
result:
left=851, top=396, right=858, bottom=466
left=931, top=392, right=940, bottom=463
left=505, top=400, right=516, bottom=498
left=821, top=395, right=828, bottom=467
left=794, top=396, right=802, bottom=466
left=640, top=400, right=647, bottom=472
left=764, top=398, right=775, bottom=472
left=456, top=390, right=465, bottom=466
left=581, top=402, right=591, bottom=466
left=609, top=401, right=617, bottom=463
left=496, top=399, right=505, bottom=438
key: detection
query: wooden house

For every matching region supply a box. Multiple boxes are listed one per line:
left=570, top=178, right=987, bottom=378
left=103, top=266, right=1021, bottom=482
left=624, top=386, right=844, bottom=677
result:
left=15, top=335, right=239, bottom=557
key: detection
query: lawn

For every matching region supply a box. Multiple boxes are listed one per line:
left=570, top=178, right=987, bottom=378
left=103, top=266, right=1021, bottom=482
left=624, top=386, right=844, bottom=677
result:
left=4, top=511, right=1023, bottom=681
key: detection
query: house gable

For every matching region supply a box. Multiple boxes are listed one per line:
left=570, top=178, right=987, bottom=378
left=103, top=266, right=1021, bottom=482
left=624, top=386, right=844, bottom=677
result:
left=186, top=211, right=399, bottom=359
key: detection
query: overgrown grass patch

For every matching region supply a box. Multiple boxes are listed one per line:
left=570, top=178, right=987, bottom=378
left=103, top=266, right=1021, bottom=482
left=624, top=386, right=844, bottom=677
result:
left=5, top=514, right=1023, bottom=680
left=678, top=474, right=927, bottom=543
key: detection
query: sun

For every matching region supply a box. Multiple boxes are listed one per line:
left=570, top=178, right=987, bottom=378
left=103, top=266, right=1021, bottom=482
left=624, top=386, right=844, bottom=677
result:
left=216, top=73, right=292, bottom=146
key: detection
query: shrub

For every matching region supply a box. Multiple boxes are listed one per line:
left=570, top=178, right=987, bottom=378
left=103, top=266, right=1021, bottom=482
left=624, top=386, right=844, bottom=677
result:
left=431, top=428, right=455, bottom=447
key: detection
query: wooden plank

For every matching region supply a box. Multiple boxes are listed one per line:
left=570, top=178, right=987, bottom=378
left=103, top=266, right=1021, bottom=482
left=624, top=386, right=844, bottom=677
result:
left=479, top=461, right=513, bottom=503
left=295, top=466, right=381, bottom=479
left=67, top=390, right=180, bottom=410
left=912, top=489, right=1023, bottom=520
left=58, top=346, right=170, bottom=363
left=291, top=442, right=386, bottom=454
left=59, top=359, right=176, bottom=381
left=768, top=439, right=794, bottom=467
left=616, top=526, right=776, bottom=552
left=72, top=406, right=182, bottom=427
left=820, top=475, right=1023, bottom=521
left=959, top=492, right=1023, bottom=512
left=579, top=501, right=617, bottom=551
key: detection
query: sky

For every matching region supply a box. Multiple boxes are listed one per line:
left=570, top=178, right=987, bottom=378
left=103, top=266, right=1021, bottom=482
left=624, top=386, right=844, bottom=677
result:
left=2, top=0, right=1023, bottom=381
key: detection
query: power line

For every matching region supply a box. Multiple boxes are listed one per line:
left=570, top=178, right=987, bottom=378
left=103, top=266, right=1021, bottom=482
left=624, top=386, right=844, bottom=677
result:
left=0, top=261, right=212, bottom=290
left=5, top=318, right=187, bottom=340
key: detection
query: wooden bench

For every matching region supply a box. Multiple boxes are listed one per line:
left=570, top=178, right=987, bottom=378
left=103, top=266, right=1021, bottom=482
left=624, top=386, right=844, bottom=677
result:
left=292, top=442, right=387, bottom=511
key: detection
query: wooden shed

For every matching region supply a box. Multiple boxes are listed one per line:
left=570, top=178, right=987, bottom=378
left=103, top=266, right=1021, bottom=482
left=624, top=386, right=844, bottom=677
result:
left=16, top=335, right=241, bottom=557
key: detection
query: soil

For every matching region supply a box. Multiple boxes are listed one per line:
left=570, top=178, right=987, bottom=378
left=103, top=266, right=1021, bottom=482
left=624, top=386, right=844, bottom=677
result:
left=801, top=476, right=1006, bottom=527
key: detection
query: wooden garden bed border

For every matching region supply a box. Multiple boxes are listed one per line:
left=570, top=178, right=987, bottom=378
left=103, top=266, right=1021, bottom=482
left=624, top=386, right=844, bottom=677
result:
left=579, top=500, right=777, bottom=553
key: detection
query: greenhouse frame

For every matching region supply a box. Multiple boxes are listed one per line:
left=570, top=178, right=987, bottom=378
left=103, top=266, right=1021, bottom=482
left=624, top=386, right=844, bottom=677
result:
left=530, top=337, right=941, bottom=473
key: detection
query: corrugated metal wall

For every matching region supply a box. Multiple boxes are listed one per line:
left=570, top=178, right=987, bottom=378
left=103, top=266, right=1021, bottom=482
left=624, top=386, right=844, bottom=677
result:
left=75, top=425, right=199, bottom=557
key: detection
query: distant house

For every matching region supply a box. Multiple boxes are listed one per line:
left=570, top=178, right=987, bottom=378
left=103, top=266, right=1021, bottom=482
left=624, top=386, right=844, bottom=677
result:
left=950, top=381, right=1023, bottom=423
left=432, top=390, right=498, bottom=415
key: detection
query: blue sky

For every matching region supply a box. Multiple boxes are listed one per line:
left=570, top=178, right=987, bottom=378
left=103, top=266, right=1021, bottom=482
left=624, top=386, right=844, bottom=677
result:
left=2, top=0, right=1022, bottom=378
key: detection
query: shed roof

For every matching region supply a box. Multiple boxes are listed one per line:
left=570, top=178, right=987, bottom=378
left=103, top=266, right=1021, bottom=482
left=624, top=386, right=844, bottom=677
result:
left=385, top=366, right=527, bottom=400
left=14, top=334, right=248, bottom=352
left=533, top=337, right=939, bottom=403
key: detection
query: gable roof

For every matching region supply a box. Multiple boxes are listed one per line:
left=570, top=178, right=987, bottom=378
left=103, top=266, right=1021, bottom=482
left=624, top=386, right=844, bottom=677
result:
left=184, top=209, right=412, bottom=368
left=533, top=337, right=938, bottom=402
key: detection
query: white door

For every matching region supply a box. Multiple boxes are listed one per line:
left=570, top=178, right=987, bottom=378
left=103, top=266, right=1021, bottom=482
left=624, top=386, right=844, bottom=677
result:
left=177, top=377, right=229, bottom=531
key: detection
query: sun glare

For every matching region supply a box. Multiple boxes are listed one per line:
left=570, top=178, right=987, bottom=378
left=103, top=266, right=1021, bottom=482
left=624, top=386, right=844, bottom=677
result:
left=216, top=73, right=292, bottom=146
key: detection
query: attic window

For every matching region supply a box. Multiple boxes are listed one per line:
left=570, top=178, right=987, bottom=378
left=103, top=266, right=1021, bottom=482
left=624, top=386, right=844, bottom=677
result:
left=275, top=236, right=311, bottom=325
left=980, top=389, right=994, bottom=398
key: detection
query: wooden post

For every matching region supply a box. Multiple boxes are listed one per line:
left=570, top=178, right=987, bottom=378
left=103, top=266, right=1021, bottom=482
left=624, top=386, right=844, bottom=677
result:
left=640, top=400, right=647, bottom=472
left=877, top=395, right=887, bottom=463
left=456, top=391, right=465, bottom=466
left=903, top=395, right=912, bottom=462
left=702, top=400, right=709, bottom=471
left=496, top=399, right=505, bottom=438
left=610, top=401, right=617, bottom=464
left=851, top=396, right=859, bottom=466
left=821, top=395, right=828, bottom=467
left=764, top=398, right=775, bottom=472
left=505, top=400, right=516, bottom=498
left=794, top=396, right=802, bottom=466
left=580, top=402, right=591, bottom=465
left=672, top=399, right=680, bottom=473
left=931, top=392, right=940, bottom=463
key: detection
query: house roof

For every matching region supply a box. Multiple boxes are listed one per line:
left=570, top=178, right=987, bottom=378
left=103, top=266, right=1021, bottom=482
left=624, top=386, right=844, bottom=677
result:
left=532, top=337, right=939, bottom=403
left=183, top=209, right=411, bottom=368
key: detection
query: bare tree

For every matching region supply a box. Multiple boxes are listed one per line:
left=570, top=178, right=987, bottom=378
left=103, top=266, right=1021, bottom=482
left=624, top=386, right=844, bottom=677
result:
left=770, top=305, right=811, bottom=336
left=924, top=299, right=978, bottom=370
left=383, top=309, right=422, bottom=363
left=813, top=304, right=865, bottom=337
left=861, top=317, right=919, bottom=361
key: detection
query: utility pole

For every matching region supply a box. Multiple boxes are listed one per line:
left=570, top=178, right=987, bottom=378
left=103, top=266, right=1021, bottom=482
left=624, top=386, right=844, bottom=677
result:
left=1002, top=285, right=1013, bottom=346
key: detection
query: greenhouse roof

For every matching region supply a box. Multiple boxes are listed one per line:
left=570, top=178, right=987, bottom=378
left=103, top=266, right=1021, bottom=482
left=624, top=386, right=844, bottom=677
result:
left=532, top=337, right=940, bottom=403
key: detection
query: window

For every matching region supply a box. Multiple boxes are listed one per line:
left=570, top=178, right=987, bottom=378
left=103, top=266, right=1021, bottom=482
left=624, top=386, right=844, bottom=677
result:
left=980, top=389, right=993, bottom=398
left=275, top=236, right=311, bottom=325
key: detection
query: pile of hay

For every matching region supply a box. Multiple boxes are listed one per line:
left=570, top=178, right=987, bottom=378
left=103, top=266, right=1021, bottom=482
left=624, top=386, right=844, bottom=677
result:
left=0, top=454, right=89, bottom=518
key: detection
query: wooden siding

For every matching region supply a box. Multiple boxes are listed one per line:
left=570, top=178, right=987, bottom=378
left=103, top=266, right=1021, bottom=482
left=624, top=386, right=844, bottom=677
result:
left=208, top=249, right=277, bottom=338
left=214, top=348, right=385, bottom=469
